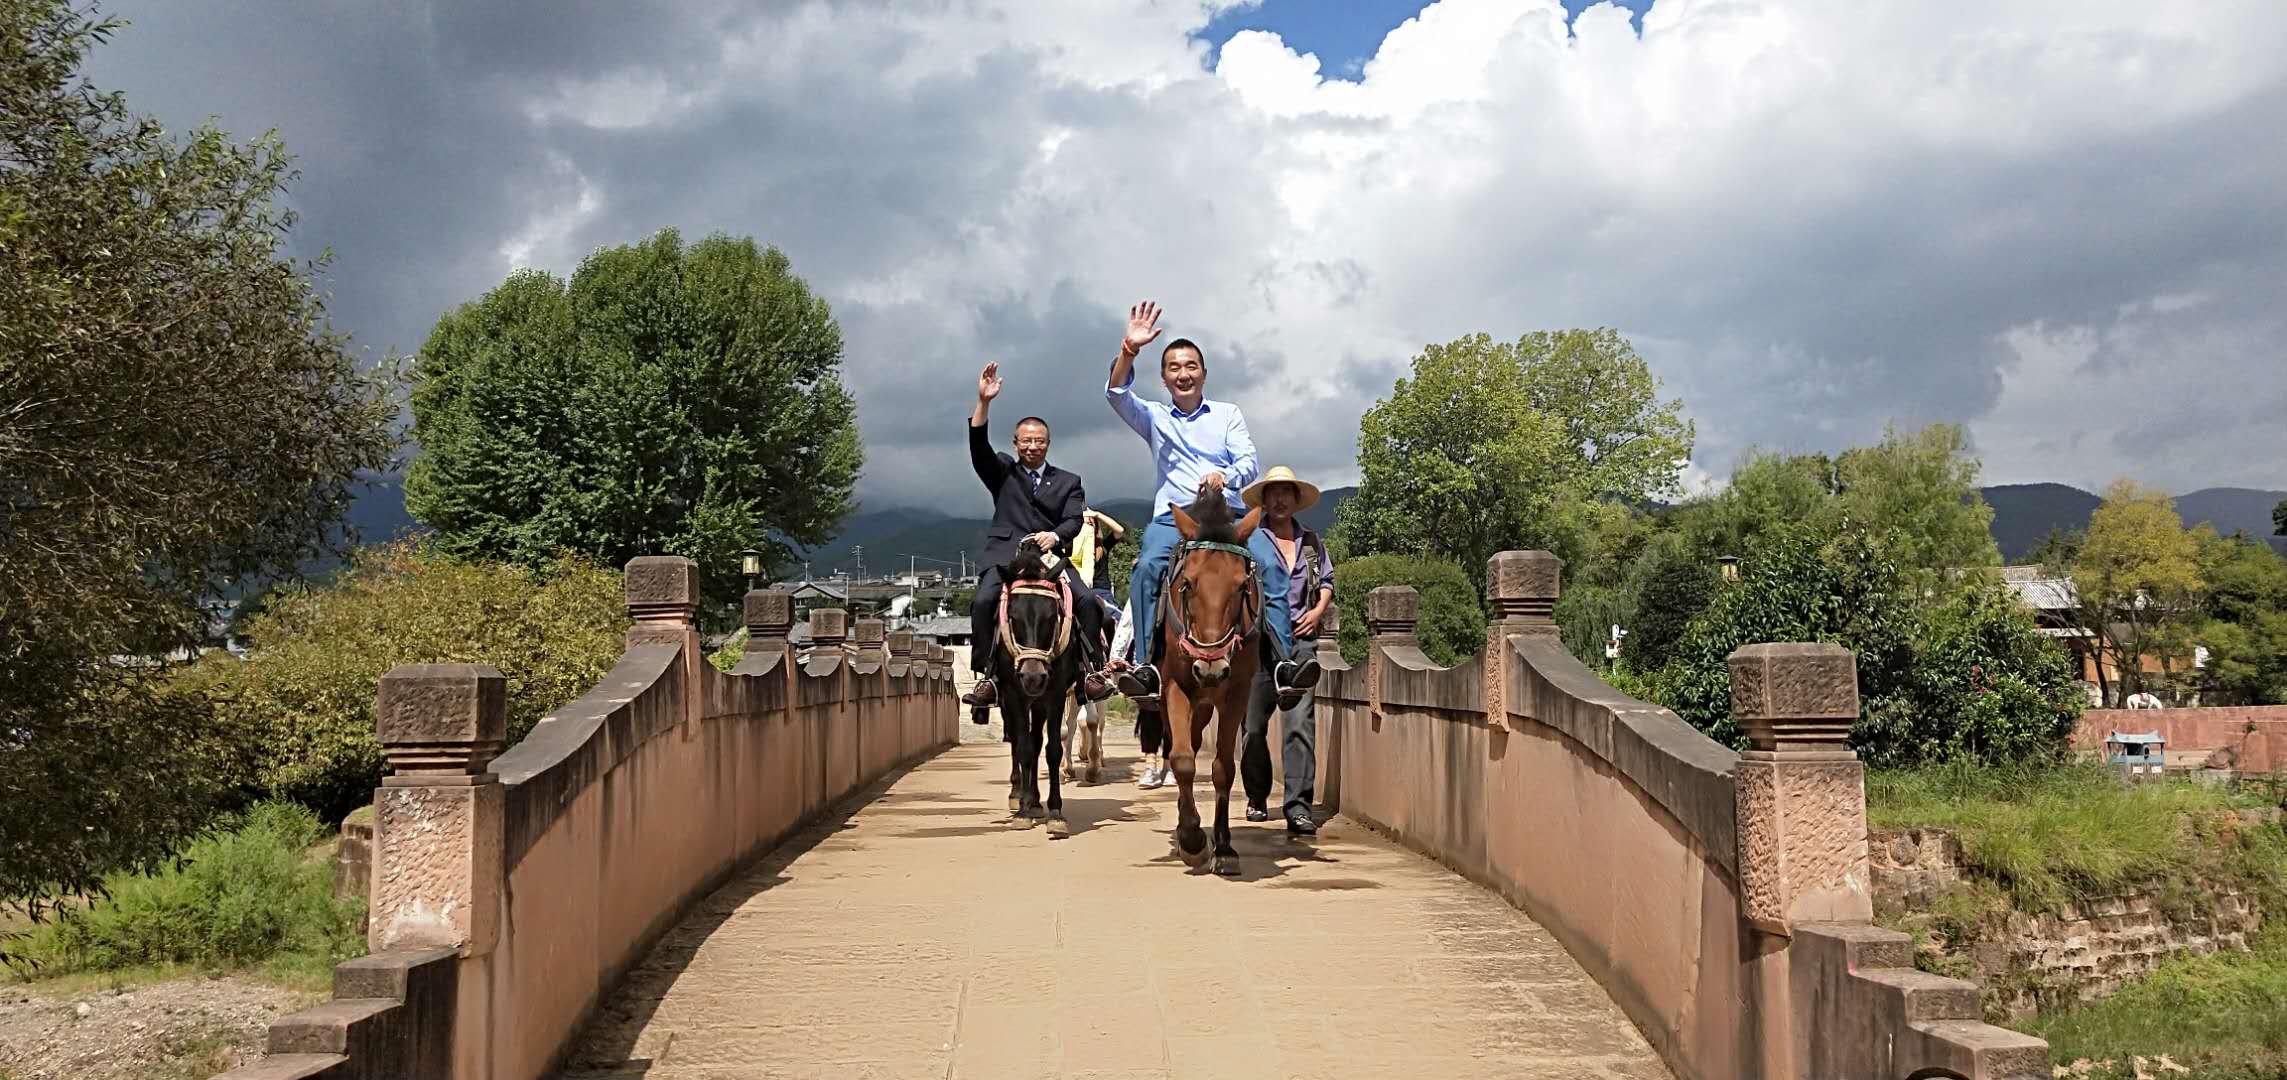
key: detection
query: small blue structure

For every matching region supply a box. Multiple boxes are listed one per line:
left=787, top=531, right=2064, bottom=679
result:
left=2104, top=730, right=2166, bottom=781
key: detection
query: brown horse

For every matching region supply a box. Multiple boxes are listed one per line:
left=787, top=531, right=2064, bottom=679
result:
left=1155, top=491, right=1265, bottom=876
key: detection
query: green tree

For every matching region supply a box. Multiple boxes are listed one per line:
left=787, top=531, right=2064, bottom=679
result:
left=2274, top=498, right=2285, bottom=537
left=1, top=2, right=396, bottom=905
left=1331, top=555, right=1486, bottom=667
left=1650, top=526, right=2078, bottom=765
left=1832, top=423, right=2001, bottom=580
left=175, top=544, right=627, bottom=820
left=1333, top=330, right=1692, bottom=590
left=406, top=229, right=860, bottom=607
left=2068, top=480, right=2207, bottom=706
left=2194, top=533, right=2287, bottom=705
left=1623, top=537, right=1717, bottom=673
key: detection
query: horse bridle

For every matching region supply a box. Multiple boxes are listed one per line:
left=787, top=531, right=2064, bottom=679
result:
left=997, top=575, right=1073, bottom=668
left=1162, top=540, right=1264, bottom=664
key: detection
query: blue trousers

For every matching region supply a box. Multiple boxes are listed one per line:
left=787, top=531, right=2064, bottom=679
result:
left=1127, top=513, right=1293, bottom=669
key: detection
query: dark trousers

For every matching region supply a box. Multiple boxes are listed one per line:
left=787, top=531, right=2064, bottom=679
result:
left=1136, top=707, right=1166, bottom=757
left=970, top=562, right=1100, bottom=675
left=1242, top=637, right=1317, bottom=814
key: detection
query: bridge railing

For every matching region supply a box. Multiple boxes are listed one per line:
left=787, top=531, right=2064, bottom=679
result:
left=1298, top=550, right=2050, bottom=1080
left=217, top=556, right=958, bottom=1080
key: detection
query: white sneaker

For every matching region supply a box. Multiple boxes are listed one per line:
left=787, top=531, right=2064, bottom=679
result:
left=1138, top=758, right=1160, bottom=788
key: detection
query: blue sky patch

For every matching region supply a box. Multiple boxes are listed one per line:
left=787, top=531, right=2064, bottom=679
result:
left=1196, top=0, right=1654, bottom=77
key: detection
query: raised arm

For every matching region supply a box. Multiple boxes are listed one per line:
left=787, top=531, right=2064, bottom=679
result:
left=1105, top=301, right=1164, bottom=439
left=969, top=362, right=1007, bottom=488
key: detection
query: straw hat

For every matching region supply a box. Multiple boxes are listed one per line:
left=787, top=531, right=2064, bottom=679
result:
left=1242, top=465, right=1321, bottom=511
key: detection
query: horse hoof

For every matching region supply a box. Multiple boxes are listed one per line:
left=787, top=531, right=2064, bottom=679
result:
left=1084, top=767, right=1101, bottom=785
left=1046, top=816, right=1071, bottom=839
left=1008, top=794, right=1022, bottom=812
left=1008, top=813, right=1035, bottom=830
left=1214, top=854, right=1240, bottom=877
left=1027, top=805, right=1049, bottom=821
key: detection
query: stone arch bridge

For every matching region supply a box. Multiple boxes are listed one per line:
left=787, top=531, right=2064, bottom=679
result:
left=217, top=552, right=2045, bottom=1080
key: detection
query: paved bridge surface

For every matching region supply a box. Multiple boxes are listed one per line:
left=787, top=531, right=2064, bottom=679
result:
left=552, top=739, right=1669, bottom=1080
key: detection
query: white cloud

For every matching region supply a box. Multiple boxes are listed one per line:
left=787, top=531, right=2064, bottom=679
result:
left=90, top=0, right=2287, bottom=510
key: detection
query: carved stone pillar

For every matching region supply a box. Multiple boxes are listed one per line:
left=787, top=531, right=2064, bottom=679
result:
left=888, top=629, right=916, bottom=675
left=743, top=587, right=794, bottom=668
left=854, top=618, right=888, bottom=667
left=1366, top=586, right=1418, bottom=722
left=1730, top=642, right=1874, bottom=936
left=371, top=664, right=504, bottom=957
left=1484, top=551, right=1561, bottom=729
left=810, top=607, right=849, bottom=654
left=624, top=556, right=699, bottom=649
left=1314, top=604, right=1344, bottom=669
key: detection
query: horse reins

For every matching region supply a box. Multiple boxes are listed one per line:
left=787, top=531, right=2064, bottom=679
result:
left=1162, top=540, right=1263, bottom=664
left=997, top=576, right=1073, bottom=667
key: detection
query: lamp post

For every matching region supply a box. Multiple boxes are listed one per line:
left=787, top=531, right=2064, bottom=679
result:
left=740, top=548, right=762, bottom=592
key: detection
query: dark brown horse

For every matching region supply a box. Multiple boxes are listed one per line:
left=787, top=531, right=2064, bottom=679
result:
left=994, top=546, right=1082, bottom=838
left=1155, top=491, right=1264, bottom=875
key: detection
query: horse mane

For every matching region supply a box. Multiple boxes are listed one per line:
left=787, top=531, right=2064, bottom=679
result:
left=1004, top=545, right=1051, bottom=582
left=1184, top=488, right=1239, bottom=544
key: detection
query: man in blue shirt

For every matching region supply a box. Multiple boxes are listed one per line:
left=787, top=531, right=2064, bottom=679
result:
left=1105, top=300, right=1319, bottom=704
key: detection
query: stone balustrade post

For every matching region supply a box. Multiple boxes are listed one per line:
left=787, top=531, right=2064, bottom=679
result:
left=854, top=618, right=888, bottom=667
left=1366, top=585, right=1419, bottom=722
left=932, top=643, right=952, bottom=682
left=624, top=556, right=700, bottom=648
left=743, top=587, right=794, bottom=668
left=810, top=607, right=849, bottom=653
left=1729, top=642, right=1874, bottom=936
left=371, top=664, right=505, bottom=957
left=888, top=629, right=916, bottom=675
left=1314, top=604, right=1344, bottom=669
left=1485, top=551, right=1561, bottom=730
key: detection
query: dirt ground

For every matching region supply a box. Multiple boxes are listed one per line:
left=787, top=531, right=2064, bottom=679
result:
left=0, top=975, right=315, bottom=1080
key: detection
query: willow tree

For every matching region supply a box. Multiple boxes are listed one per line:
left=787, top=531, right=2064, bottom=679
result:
left=1, top=2, right=397, bottom=905
left=406, top=229, right=861, bottom=607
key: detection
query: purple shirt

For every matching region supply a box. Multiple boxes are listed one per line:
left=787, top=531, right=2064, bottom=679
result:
left=1265, top=524, right=1334, bottom=629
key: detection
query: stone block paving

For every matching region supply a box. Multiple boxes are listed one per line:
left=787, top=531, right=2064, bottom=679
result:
left=556, top=738, right=1670, bottom=1080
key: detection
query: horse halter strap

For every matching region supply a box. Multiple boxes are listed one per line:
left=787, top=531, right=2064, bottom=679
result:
left=997, top=576, right=1073, bottom=666
left=1165, top=540, right=1263, bottom=664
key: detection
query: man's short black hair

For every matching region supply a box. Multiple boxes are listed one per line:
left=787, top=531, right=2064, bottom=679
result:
left=1161, top=338, right=1205, bottom=370
left=1013, top=416, right=1051, bottom=438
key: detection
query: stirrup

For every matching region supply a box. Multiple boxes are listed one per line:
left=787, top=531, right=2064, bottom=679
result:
left=1116, top=666, right=1159, bottom=705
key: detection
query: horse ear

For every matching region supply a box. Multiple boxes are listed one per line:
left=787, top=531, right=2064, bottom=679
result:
left=1234, top=506, right=1264, bottom=542
left=1171, top=504, right=1199, bottom=540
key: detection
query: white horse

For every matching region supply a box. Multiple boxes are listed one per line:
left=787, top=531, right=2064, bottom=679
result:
left=1061, top=684, right=1106, bottom=784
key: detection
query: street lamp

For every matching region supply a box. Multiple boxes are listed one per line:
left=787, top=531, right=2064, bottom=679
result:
left=740, top=548, right=762, bottom=591
left=1718, top=555, right=1740, bottom=583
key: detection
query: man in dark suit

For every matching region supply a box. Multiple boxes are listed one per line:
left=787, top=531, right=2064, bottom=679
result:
left=961, top=362, right=1110, bottom=708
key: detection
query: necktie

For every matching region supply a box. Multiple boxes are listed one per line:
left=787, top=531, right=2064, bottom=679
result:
left=1029, top=469, right=1042, bottom=494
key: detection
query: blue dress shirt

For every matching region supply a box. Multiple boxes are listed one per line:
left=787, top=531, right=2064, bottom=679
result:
left=1106, top=361, right=1260, bottom=518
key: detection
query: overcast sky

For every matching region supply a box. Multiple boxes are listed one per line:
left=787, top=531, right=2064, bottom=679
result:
left=84, top=0, right=2287, bottom=512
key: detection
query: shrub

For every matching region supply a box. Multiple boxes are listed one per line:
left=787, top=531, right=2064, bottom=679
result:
left=1648, top=525, right=2081, bottom=766
left=6, top=803, right=362, bottom=976
left=2025, top=924, right=2287, bottom=1077
left=176, top=543, right=627, bottom=820
left=1332, top=554, right=1485, bottom=667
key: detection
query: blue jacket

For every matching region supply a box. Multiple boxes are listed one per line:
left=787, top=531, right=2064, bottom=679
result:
left=1248, top=528, right=1294, bottom=655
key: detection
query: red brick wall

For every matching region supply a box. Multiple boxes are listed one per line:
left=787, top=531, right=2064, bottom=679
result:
left=2074, top=706, right=2287, bottom=774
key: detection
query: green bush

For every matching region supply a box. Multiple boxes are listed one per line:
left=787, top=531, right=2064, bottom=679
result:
left=1332, top=554, right=1485, bottom=667
left=176, top=543, right=628, bottom=820
left=1648, top=525, right=2082, bottom=766
left=6, top=803, right=362, bottom=976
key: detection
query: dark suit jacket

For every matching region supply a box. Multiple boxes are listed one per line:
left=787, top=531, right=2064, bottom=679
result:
left=970, top=421, right=1086, bottom=571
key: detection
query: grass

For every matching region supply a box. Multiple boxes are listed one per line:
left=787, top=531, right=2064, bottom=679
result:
left=1866, top=760, right=2287, bottom=914
left=3, top=803, right=364, bottom=985
left=2024, top=924, right=2287, bottom=1078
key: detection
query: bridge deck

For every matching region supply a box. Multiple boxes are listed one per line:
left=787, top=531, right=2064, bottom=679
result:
left=556, top=739, right=1669, bottom=1080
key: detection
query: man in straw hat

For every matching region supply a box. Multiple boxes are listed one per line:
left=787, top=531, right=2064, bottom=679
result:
left=1104, top=301, right=1319, bottom=706
left=1239, top=465, right=1335, bottom=835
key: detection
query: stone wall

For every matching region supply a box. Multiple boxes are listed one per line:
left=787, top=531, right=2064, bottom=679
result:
left=1308, top=552, right=2049, bottom=1080
left=215, top=558, right=958, bottom=1080
left=2072, top=705, right=2287, bottom=774
left=1872, top=827, right=2266, bottom=1017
